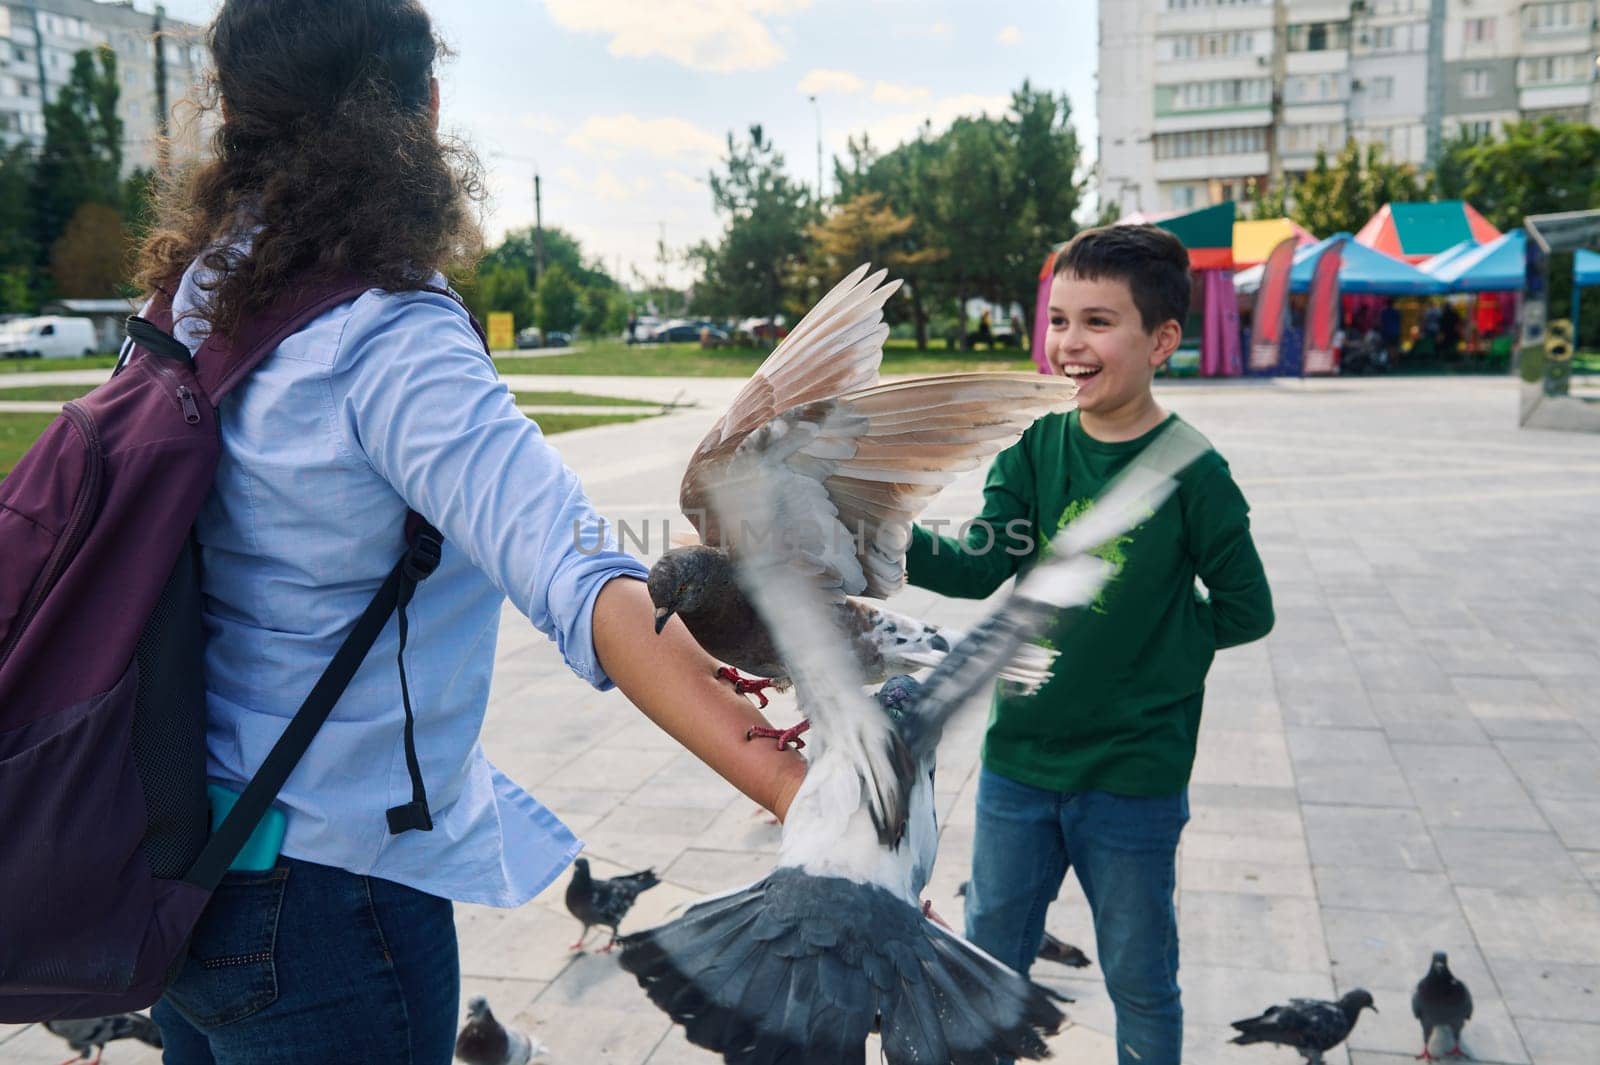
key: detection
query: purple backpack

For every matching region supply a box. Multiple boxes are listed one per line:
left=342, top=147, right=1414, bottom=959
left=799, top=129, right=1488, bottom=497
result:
left=0, top=277, right=470, bottom=1022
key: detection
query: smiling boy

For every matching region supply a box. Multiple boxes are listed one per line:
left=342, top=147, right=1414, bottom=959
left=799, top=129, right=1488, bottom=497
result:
left=905, top=225, right=1274, bottom=1065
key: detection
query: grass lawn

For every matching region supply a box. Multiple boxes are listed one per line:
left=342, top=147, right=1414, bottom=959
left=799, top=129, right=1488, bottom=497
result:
left=493, top=338, right=1034, bottom=376
left=0, top=409, right=655, bottom=480
left=0, top=384, right=94, bottom=401
left=0, top=355, right=119, bottom=374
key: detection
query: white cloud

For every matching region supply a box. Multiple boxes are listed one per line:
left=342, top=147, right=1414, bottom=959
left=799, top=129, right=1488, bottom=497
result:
left=997, top=25, right=1022, bottom=46
left=544, top=0, right=812, bottom=73
left=663, top=169, right=706, bottom=193
left=848, top=93, right=1014, bottom=152
left=896, top=20, right=953, bottom=39
left=797, top=68, right=865, bottom=95
left=592, top=170, right=636, bottom=201
left=566, top=114, right=725, bottom=162
left=518, top=113, right=563, bottom=135
left=872, top=81, right=929, bottom=105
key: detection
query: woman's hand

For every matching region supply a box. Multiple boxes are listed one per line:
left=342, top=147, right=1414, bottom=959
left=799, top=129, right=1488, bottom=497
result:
left=591, top=576, right=806, bottom=822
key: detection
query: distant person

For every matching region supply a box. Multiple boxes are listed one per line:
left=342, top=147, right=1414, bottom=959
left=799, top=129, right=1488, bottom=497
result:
left=1440, top=301, right=1462, bottom=359
left=626, top=313, right=637, bottom=343
left=1379, top=303, right=1400, bottom=355
left=977, top=308, right=995, bottom=349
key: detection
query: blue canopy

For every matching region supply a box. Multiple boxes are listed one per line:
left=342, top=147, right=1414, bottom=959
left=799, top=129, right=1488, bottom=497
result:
left=1431, top=229, right=1527, bottom=292
left=1576, top=248, right=1600, bottom=288
left=1420, top=240, right=1479, bottom=277
left=1235, top=232, right=1446, bottom=295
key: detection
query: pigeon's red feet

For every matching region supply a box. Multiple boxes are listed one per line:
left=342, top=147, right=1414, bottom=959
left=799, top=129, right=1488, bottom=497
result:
left=1416, top=1051, right=1436, bottom=1062
left=716, top=666, right=777, bottom=710
left=600, top=938, right=618, bottom=955
left=746, top=719, right=811, bottom=751
left=1447, top=1047, right=1469, bottom=1060
left=568, top=932, right=588, bottom=952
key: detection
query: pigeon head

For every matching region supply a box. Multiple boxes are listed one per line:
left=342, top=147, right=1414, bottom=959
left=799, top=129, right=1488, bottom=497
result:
left=1340, top=989, right=1378, bottom=1017
left=572, top=857, right=591, bottom=882
left=465, top=996, right=490, bottom=1020
left=874, top=675, right=922, bottom=720
left=648, top=546, right=728, bottom=632
left=1430, top=950, right=1450, bottom=972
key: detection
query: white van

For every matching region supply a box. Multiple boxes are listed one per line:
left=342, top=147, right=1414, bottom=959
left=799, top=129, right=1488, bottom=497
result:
left=0, top=316, right=99, bottom=359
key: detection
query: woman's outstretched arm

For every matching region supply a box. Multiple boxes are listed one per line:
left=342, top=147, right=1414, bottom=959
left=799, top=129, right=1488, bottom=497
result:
left=591, top=576, right=806, bottom=822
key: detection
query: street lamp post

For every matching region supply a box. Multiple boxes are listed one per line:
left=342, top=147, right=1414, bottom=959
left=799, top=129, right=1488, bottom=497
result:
left=808, top=94, right=823, bottom=203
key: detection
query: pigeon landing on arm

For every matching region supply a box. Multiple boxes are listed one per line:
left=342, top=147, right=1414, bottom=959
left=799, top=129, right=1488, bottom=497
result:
left=649, top=264, right=1077, bottom=725
left=44, top=1013, right=162, bottom=1064
left=454, top=996, right=543, bottom=1065
left=1230, top=990, right=1378, bottom=1065
left=619, top=426, right=1201, bottom=1065
left=1412, top=951, right=1472, bottom=1060
left=564, top=858, right=661, bottom=953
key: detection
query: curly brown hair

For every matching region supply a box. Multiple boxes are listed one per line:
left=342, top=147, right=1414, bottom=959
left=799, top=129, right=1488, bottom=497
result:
left=135, top=0, right=484, bottom=336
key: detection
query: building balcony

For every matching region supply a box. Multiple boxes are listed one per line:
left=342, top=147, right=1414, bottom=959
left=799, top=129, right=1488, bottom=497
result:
left=1153, top=151, right=1269, bottom=183
left=1153, top=107, right=1272, bottom=134
left=1519, top=83, right=1592, bottom=111
left=1286, top=49, right=1352, bottom=75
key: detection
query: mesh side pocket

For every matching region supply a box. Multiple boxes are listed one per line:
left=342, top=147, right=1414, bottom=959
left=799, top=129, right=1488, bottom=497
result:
left=130, top=534, right=209, bottom=880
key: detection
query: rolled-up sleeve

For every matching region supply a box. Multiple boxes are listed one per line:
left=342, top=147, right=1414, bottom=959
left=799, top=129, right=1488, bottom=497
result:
left=329, top=287, right=647, bottom=689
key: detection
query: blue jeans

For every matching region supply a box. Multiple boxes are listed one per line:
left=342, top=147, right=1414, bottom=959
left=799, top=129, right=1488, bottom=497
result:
left=966, top=768, right=1188, bottom=1065
left=152, top=857, right=458, bottom=1064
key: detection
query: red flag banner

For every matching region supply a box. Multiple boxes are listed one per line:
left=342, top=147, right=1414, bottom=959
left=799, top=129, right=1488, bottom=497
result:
left=1303, top=237, right=1345, bottom=375
left=1249, top=237, right=1296, bottom=371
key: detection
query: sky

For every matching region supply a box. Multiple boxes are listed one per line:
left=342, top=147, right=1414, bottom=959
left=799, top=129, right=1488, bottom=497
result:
left=146, top=1, right=1098, bottom=287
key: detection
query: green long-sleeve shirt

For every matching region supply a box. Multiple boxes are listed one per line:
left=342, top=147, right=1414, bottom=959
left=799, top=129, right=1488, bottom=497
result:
left=906, top=410, right=1273, bottom=796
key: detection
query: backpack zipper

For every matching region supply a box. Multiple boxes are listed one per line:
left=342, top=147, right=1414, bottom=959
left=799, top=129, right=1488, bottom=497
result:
left=0, top=403, right=105, bottom=671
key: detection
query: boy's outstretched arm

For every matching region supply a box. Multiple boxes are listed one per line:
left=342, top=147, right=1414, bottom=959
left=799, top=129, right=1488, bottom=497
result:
left=1184, top=459, right=1274, bottom=649
left=904, top=436, right=1037, bottom=600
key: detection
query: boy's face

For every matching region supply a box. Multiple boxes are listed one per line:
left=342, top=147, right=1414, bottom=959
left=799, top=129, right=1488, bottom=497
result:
left=1045, top=272, right=1180, bottom=417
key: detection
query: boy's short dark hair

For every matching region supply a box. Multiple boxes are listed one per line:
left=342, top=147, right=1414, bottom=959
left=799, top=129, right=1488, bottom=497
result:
left=1054, top=225, right=1192, bottom=333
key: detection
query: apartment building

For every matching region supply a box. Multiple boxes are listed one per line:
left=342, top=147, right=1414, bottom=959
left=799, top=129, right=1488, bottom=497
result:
left=0, top=0, right=206, bottom=172
left=1099, top=0, right=1600, bottom=215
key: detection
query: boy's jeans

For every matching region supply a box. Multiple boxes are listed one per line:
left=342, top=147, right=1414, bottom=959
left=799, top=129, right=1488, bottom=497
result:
left=966, top=767, right=1189, bottom=1065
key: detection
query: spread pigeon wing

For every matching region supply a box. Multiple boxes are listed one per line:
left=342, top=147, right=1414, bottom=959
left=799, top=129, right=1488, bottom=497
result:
left=706, top=462, right=915, bottom=847
left=682, top=264, right=1077, bottom=598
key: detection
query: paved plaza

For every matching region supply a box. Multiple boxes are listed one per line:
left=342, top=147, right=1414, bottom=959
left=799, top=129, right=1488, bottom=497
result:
left=5, top=372, right=1599, bottom=1065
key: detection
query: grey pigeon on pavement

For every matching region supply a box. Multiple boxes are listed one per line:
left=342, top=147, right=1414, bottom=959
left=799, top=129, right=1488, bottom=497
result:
left=619, top=424, right=1203, bottom=1064
left=649, top=263, right=1077, bottom=730
left=45, top=1013, right=162, bottom=1063
left=953, top=882, right=1093, bottom=969
left=454, top=996, right=539, bottom=1065
left=1412, top=951, right=1472, bottom=1060
left=1230, top=989, right=1378, bottom=1064
left=564, top=857, right=661, bottom=952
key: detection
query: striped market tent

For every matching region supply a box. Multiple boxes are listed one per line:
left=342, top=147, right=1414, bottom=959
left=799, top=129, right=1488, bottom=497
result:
left=1355, top=201, right=1501, bottom=264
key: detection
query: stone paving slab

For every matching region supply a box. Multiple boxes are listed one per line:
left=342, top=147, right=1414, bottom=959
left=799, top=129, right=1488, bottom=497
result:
left=5, top=376, right=1600, bottom=1065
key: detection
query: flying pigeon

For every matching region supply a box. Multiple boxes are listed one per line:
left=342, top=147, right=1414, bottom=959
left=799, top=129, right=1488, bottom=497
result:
left=619, top=423, right=1204, bottom=1064
left=564, top=857, right=661, bottom=952
left=953, top=882, right=1092, bottom=969
left=648, top=263, right=1077, bottom=736
left=44, top=1013, right=162, bottom=1064
left=1230, top=989, right=1378, bottom=1065
left=454, top=996, right=543, bottom=1065
left=1412, top=951, right=1472, bottom=1061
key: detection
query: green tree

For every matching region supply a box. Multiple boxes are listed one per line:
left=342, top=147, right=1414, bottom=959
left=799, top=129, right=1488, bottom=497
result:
left=1291, top=139, right=1422, bottom=237
left=457, top=264, right=534, bottom=328
left=481, top=225, right=616, bottom=291
left=0, top=145, right=38, bottom=309
left=32, top=47, right=124, bottom=268
left=1431, top=119, right=1600, bottom=230
left=580, top=283, right=624, bottom=338
left=1245, top=175, right=1291, bottom=221
left=535, top=263, right=580, bottom=333
left=50, top=202, right=129, bottom=297
left=691, top=124, right=815, bottom=319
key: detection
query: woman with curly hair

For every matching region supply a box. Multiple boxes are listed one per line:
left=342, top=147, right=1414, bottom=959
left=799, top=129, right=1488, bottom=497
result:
left=137, top=2, right=803, bottom=1061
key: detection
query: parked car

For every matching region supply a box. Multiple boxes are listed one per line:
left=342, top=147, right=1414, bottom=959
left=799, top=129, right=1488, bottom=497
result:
left=0, top=316, right=98, bottom=358
left=543, top=330, right=574, bottom=348
left=515, top=326, right=543, bottom=349
left=653, top=321, right=728, bottom=344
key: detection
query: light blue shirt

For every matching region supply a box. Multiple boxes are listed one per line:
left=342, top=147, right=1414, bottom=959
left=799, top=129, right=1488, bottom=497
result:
left=159, top=264, right=647, bottom=907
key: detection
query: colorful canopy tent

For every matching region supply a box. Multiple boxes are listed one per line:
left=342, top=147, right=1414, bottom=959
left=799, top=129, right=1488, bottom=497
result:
left=1235, top=233, right=1447, bottom=295
left=1032, top=201, right=1240, bottom=375
left=1420, top=240, right=1479, bottom=277
left=1576, top=249, right=1600, bottom=286
left=1233, top=218, right=1317, bottom=268
left=1430, top=229, right=1527, bottom=292
left=1355, top=201, right=1501, bottom=264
